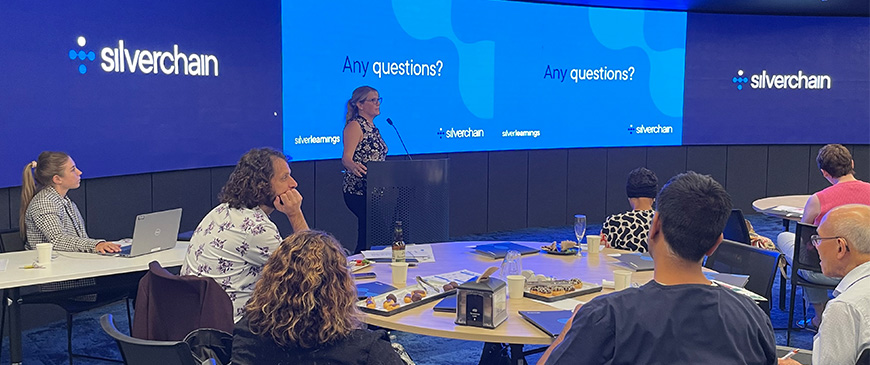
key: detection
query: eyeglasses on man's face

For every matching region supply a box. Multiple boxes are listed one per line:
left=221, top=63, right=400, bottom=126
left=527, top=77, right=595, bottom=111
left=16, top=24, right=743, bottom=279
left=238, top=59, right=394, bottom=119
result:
left=810, top=234, right=842, bottom=248
left=364, top=97, right=383, bottom=104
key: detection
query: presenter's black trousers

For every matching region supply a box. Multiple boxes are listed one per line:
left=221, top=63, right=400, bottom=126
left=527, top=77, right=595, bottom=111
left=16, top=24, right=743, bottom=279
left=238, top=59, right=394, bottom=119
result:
left=344, top=192, right=367, bottom=254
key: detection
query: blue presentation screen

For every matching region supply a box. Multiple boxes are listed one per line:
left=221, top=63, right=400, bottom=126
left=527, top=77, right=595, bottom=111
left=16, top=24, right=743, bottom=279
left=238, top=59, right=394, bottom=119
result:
left=683, top=13, right=870, bottom=145
left=282, top=1, right=687, bottom=161
left=0, top=0, right=282, bottom=188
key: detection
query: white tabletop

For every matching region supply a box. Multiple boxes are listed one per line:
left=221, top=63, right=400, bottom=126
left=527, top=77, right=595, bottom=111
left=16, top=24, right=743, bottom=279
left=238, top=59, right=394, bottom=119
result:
left=0, top=242, right=188, bottom=290
left=752, top=195, right=811, bottom=221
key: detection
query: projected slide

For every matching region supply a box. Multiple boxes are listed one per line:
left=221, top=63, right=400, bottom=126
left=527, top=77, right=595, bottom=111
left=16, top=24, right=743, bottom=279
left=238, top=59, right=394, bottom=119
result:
left=0, top=1, right=282, bottom=188
left=282, top=0, right=687, bottom=160
left=683, top=13, right=870, bottom=145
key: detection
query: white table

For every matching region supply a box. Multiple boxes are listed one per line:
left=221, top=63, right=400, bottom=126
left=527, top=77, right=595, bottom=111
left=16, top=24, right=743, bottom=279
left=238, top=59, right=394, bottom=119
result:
left=0, top=242, right=188, bottom=364
left=752, top=195, right=811, bottom=231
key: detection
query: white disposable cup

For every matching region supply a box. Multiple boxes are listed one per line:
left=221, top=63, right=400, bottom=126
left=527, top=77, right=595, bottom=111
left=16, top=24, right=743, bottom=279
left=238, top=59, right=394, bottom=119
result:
left=507, top=275, right=526, bottom=300
left=586, top=235, right=601, bottom=254
left=613, top=270, right=632, bottom=291
left=36, top=243, right=52, bottom=266
left=390, top=262, right=409, bottom=287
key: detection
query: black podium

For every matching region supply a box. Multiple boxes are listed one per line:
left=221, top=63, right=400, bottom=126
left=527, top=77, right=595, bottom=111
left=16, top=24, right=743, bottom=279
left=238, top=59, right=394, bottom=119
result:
left=365, top=159, right=449, bottom=248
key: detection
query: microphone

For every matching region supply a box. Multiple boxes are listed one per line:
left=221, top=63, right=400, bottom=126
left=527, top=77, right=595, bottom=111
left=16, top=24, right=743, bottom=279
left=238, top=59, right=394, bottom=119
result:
left=386, top=118, right=413, bottom=160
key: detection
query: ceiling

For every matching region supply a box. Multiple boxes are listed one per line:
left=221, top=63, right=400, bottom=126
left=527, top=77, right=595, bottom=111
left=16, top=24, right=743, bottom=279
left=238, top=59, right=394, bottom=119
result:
left=517, top=0, right=870, bottom=17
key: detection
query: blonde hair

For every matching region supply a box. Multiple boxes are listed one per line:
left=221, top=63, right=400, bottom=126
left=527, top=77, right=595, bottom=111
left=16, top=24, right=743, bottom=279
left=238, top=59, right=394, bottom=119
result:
left=20, top=151, right=71, bottom=236
left=245, top=230, right=362, bottom=349
left=345, top=86, right=377, bottom=123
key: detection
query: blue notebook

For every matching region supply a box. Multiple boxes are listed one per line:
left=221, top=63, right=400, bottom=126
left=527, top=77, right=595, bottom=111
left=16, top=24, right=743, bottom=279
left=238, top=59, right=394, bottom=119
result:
left=519, top=310, right=574, bottom=337
left=473, top=242, right=539, bottom=259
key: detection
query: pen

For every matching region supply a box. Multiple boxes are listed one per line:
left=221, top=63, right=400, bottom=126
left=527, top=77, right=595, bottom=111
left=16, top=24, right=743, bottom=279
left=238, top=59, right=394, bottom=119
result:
left=780, top=348, right=799, bottom=360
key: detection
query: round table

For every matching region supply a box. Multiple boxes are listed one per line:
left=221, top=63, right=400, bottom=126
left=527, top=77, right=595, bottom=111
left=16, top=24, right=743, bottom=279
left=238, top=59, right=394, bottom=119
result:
left=752, top=195, right=810, bottom=230
left=353, top=241, right=651, bottom=346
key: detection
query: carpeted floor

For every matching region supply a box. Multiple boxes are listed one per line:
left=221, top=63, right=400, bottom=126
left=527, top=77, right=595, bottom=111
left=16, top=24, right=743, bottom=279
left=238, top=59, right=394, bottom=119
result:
left=0, top=213, right=818, bottom=364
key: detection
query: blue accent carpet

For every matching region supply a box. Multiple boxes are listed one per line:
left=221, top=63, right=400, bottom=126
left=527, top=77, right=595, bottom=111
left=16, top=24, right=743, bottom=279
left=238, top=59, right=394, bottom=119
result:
left=0, top=214, right=816, bottom=364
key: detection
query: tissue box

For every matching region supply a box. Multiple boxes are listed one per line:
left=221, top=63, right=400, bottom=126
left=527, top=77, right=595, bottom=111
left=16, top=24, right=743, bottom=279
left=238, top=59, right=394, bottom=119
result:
left=455, top=277, right=507, bottom=329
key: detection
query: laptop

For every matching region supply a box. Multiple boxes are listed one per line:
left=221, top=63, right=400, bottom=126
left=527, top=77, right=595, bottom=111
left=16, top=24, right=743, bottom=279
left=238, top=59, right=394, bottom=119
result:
left=519, top=310, right=574, bottom=337
left=106, top=208, right=182, bottom=257
left=473, top=242, right=539, bottom=259
left=613, top=252, right=655, bottom=271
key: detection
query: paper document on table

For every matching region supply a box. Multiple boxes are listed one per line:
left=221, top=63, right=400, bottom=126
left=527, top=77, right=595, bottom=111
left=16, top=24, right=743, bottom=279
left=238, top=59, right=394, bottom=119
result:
left=764, top=205, right=804, bottom=217
left=532, top=298, right=584, bottom=311
left=362, top=245, right=436, bottom=262
left=0, top=259, right=7, bottom=272
left=405, top=244, right=435, bottom=262
left=712, top=280, right=767, bottom=302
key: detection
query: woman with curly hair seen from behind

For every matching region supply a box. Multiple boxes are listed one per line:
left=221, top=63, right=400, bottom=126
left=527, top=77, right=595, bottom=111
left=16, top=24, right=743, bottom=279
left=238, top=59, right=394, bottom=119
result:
left=231, top=230, right=403, bottom=365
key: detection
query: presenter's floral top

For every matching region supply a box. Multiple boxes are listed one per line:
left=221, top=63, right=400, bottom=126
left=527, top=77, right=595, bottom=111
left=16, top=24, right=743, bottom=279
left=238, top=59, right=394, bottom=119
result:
left=343, top=116, right=388, bottom=195
left=181, top=203, right=281, bottom=322
left=601, top=209, right=654, bottom=253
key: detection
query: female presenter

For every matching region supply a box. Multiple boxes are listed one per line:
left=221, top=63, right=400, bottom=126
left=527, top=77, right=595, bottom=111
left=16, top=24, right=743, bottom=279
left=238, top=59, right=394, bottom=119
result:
left=342, top=86, right=387, bottom=253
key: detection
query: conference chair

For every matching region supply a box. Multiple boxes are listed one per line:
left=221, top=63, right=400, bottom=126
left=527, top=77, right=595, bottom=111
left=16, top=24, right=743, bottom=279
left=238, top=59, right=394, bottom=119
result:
left=703, top=239, right=781, bottom=315
left=132, top=261, right=234, bottom=341
left=858, top=348, right=870, bottom=365
left=722, top=209, right=752, bottom=245
left=0, top=228, right=134, bottom=365
left=786, top=222, right=839, bottom=345
left=102, top=314, right=218, bottom=365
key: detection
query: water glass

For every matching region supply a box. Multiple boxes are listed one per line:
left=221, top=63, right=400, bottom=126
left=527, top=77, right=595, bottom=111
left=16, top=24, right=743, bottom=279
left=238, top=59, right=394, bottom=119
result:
left=574, top=214, right=587, bottom=244
left=501, top=250, right=523, bottom=280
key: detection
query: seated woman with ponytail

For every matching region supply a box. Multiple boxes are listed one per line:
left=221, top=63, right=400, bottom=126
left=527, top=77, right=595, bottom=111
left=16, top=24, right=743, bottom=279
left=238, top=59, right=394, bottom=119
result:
left=21, top=151, right=120, bottom=253
left=232, top=230, right=404, bottom=365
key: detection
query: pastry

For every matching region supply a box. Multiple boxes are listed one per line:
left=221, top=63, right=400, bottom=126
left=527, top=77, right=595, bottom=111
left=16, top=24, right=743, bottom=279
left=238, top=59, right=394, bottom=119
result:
left=411, top=292, right=423, bottom=302
left=404, top=294, right=413, bottom=303
left=569, top=278, right=583, bottom=289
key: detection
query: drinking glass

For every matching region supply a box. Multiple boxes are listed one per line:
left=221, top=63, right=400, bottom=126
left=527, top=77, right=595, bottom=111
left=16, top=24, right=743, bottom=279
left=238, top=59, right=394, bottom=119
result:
left=574, top=214, right=587, bottom=244
left=501, top=250, right=523, bottom=280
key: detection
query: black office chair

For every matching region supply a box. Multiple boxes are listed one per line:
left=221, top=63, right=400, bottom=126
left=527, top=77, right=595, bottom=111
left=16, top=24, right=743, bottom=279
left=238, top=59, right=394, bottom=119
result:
left=704, top=239, right=781, bottom=315
left=722, top=209, right=752, bottom=245
left=786, top=222, right=839, bottom=345
left=0, top=228, right=135, bottom=364
left=101, top=314, right=217, bottom=365
left=858, top=348, right=870, bottom=365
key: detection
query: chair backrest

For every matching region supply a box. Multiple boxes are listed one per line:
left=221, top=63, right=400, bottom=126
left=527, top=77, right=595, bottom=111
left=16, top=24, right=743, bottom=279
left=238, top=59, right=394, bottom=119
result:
left=794, top=222, right=822, bottom=271
left=858, top=347, right=869, bottom=365
left=704, top=239, right=781, bottom=306
left=101, top=314, right=199, bottom=365
left=132, top=261, right=234, bottom=341
left=0, top=229, right=26, bottom=253
left=722, top=209, right=752, bottom=245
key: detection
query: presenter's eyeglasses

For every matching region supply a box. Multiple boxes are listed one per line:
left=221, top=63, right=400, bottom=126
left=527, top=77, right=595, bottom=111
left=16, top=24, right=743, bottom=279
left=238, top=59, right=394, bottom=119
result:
left=365, top=97, right=383, bottom=104
left=810, top=235, right=843, bottom=248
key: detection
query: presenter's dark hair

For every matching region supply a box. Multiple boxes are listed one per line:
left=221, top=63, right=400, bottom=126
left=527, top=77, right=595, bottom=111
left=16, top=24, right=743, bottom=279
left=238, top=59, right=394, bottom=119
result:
left=817, top=144, right=853, bottom=178
left=20, top=151, right=72, bottom=235
left=345, top=86, right=377, bottom=123
left=655, top=171, right=732, bottom=262
left=219, top=148, right=286, bottom=209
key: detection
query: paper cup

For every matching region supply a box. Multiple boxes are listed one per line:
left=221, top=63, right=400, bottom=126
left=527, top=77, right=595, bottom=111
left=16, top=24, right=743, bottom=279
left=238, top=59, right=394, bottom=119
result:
left=586, top=235, right=601, bottom=254
left=507, top=275, right=526, bottom=300
left=36, top=243, right=52, bottom=266
left=613, top=270, right=632, bottom=291
left=390, top=262, right=409, bottom=287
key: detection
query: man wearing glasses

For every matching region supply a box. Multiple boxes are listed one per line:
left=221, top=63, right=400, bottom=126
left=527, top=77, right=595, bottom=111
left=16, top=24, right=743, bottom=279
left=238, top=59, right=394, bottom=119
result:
left=779, top=204, right=870, bottom=365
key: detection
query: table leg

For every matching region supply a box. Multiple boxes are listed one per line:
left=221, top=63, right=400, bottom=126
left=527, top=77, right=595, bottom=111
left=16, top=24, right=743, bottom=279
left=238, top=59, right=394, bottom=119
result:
left=782, top=219, right=790, bottom=232
left=509, top=344, right=526, bottom=365
left=9, top=288, right=21, bottom=364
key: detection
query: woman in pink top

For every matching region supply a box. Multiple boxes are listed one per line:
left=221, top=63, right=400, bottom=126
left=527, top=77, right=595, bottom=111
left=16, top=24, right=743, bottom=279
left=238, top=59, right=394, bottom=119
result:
left=776, top=144, right=870, bottom=331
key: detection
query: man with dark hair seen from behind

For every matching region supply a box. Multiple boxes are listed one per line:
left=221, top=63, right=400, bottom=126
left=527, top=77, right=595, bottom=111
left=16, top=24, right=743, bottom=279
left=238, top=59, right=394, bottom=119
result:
left=181, top=148, right=309, bottom=322
left=539, top=172, right=776, bottom=365
left=779, top=204, right=870, bottom=365
left=775, top=143, right=870, bottom=331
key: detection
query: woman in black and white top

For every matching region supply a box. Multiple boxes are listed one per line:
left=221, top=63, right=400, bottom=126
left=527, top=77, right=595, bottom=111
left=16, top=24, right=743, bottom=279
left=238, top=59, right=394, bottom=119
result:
left=342, top=86, right=388, bottom=254
left=600, top=167, right=658, bottom=253
left=20, top=151, right=120, bottom=254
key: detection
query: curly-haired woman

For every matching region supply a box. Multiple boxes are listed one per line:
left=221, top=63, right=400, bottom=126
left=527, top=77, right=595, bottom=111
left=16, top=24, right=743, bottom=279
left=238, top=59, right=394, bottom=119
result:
left=181, top=148, right=309, bottom=321
left=231, top=230, right=403, bottom=364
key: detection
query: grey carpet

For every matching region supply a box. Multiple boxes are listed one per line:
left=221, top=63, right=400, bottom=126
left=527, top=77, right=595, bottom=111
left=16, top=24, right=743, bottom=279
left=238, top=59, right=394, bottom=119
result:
left=0, top=213, right=817, bottom=364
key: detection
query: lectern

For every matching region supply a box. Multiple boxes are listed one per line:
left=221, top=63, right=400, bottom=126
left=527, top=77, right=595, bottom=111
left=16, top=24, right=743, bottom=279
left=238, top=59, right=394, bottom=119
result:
left=366, top=159, right=449, bottom=248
